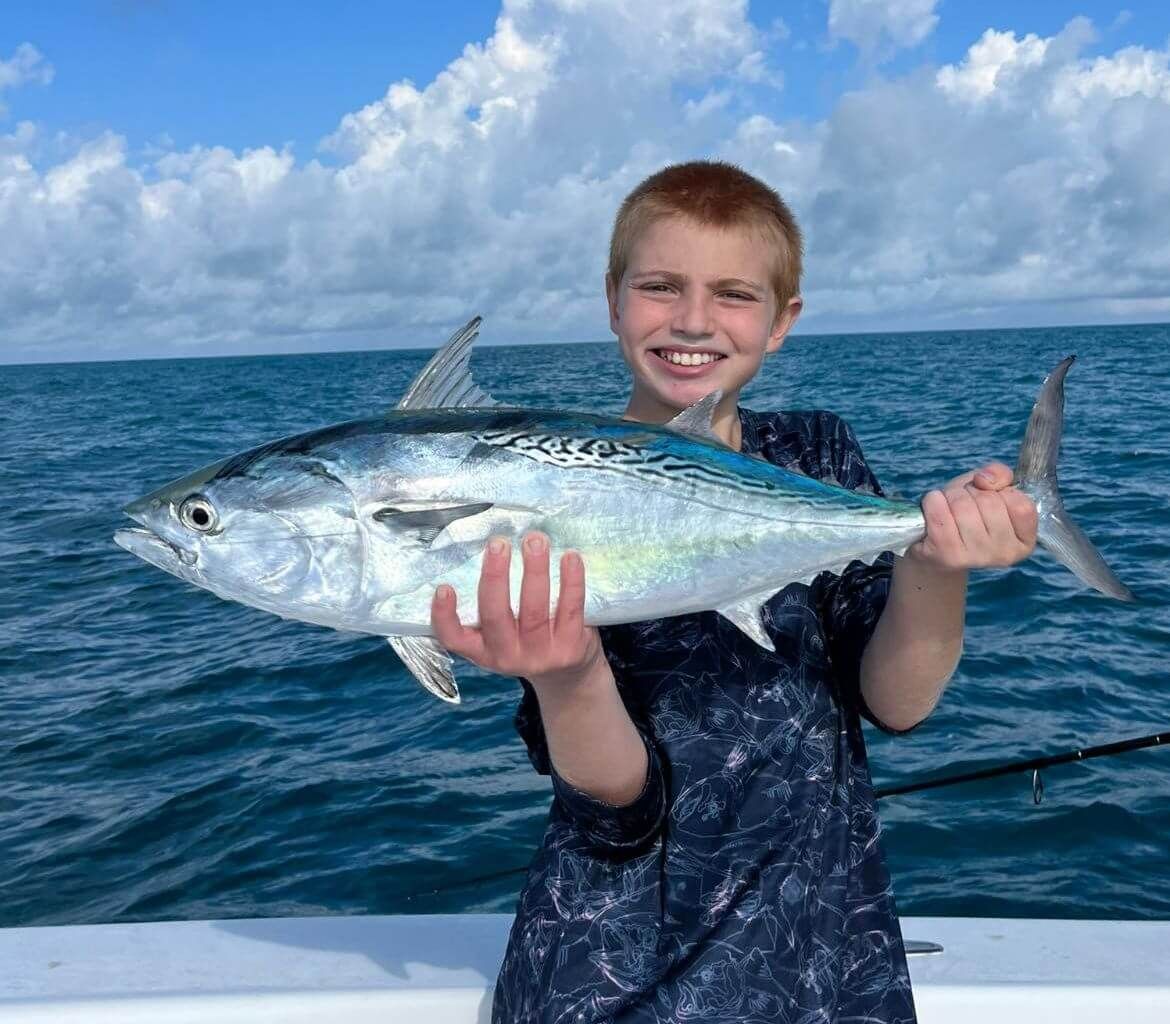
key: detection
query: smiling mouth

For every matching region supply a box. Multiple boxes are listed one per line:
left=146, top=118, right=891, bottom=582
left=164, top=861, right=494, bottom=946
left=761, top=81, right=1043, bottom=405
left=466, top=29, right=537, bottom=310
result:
left=652, top=348, right=726, bottom=368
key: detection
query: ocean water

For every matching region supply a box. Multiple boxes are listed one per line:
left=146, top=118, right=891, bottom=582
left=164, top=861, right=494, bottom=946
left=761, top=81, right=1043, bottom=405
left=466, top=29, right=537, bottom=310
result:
left=1, top=324, right=1168, bottom=929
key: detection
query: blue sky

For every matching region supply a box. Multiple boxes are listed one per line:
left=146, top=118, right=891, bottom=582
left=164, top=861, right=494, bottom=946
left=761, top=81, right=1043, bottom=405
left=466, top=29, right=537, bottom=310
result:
left=3, top=2, right=501, bottom=156
left=6, top=2, right=1163, bottom=157
left=3, top=1, right=1170, bottom=362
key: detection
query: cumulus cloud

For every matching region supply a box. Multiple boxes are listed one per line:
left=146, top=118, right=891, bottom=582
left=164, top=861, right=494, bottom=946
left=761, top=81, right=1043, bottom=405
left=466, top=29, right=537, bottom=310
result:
left=0, top=43, right=53, bottom=116
left=1, top=2, right=1170, bottom=362
left=828, top=0, right=939, bottom=60
left=743, top=16, right=1170, bottom=328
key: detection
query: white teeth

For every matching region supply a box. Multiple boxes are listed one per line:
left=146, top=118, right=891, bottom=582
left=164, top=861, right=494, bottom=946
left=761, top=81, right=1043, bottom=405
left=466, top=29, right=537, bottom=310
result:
left=661, top=350, right=720, bottom=366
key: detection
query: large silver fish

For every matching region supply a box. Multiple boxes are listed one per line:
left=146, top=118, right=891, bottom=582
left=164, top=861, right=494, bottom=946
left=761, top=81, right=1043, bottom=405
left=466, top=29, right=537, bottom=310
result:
left=115, top=317, right=1133, bottom=702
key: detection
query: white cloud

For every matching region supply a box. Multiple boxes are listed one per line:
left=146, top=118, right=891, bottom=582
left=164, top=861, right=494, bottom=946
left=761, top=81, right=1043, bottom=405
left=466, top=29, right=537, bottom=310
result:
left=2, top=4, right=1170, bottom=362
left=736, top=17, right=1170, bottom=329
left=1051, top=44, right=1170, bottom=112
left=0, top=43, right=53, bottom=117
left=936, top=28, right=1050, bottom=102
left=828, top=0, right=939, bottom=60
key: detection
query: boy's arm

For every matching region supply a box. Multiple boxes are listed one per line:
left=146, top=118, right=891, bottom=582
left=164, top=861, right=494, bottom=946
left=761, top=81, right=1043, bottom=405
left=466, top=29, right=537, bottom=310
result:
left=432, top=532, right=665, bottom=848
left=858, top=462, right=1038, bottom=732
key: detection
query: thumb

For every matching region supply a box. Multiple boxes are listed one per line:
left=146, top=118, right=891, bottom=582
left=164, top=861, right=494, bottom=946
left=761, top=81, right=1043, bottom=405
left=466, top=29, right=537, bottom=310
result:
left=972, top=461, right=1014, bottom=490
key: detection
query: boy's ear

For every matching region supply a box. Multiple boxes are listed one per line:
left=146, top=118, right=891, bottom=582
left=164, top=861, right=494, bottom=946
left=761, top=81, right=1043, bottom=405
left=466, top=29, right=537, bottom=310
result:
left=605, top=273, right=620, bottom=334
left=767, top=296, right=803, bottom=354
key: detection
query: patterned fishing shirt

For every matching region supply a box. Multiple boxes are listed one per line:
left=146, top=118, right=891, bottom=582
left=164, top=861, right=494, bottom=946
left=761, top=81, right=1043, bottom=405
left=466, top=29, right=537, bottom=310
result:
left=493, top=407, right=919, bottom=1024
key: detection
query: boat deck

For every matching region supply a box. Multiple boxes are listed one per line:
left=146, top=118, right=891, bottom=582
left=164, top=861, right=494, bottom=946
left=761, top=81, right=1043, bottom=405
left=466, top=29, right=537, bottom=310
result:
left=1, top=913, right=1168, bottom=1021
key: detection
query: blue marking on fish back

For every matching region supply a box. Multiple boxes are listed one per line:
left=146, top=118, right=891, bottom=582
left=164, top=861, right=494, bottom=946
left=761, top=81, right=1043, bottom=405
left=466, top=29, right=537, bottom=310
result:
left=210, top=406, right=896, bottom=510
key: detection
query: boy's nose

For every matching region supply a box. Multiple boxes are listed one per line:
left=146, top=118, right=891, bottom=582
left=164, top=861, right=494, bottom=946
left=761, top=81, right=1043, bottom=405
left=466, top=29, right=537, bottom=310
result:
left=672, top=293, right=713, bottom=338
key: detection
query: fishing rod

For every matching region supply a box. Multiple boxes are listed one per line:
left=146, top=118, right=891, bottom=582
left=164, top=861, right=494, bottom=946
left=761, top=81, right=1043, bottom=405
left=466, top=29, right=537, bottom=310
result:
left=402, top=729, right=1169, bottom=902
left=873, top=729, right=1169, bottom=805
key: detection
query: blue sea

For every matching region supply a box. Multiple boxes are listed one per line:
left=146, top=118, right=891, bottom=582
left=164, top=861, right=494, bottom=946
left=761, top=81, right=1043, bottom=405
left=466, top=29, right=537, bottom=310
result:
left=1, top=324, right=1168, bottom=929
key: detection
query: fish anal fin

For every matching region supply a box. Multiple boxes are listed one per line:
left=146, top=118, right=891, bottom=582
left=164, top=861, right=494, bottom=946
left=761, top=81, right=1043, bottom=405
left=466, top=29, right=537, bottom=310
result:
left=717, top=596, right=775, bottom=651
left=395, top=316, right=499, bottom=411
left=665, top=390, right=728, bottom=446
left=388, top=635, right=460, bottom=703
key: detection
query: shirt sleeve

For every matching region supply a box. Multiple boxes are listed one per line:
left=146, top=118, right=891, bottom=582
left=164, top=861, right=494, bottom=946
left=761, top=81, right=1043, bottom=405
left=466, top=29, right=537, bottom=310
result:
left=810, top=414, right=924, bottom=736
left=513, top=675, right=668, bottom=854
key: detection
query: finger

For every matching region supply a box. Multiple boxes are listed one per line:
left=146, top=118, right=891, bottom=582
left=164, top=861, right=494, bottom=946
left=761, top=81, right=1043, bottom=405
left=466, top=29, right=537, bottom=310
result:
left=968, top=484, right=1019, bottom=558
left=517, top=532, right=552, bottom=643
left=972, top=461, right=1014, bottom=491
left=919, top=489, right=963, bottom=561
left=947, top=486, right=988, bottom=553
left=553, top=551, right=588, bottom=638
left=1003, top=488, right=1039, bottom=546
left=939, top=469, right=979, bottom=491
left=477, top=536, right=516, bottom=655
left=431, top=584, right=485, bottom=662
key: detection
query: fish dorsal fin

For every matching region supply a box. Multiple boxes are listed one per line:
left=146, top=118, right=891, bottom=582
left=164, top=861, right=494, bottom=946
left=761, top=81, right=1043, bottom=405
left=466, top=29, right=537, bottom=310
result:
left=388, top=635, right=460, bottom=703
left=664, top=390, right=727, bottom=446
left=716, top=596, right=775, bottom=652
left=396, top=316, right=499, bottom=411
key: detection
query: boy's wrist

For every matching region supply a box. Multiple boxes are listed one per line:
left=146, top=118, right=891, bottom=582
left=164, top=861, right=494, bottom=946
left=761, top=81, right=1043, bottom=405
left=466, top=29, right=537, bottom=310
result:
left=529, top=648, right=616, bottom=707
left=895, top=551, right=969, bottom=591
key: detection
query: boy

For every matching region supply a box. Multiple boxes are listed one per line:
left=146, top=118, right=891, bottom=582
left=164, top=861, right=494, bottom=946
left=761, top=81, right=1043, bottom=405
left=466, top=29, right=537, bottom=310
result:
left=432, top=161, right=1037, bottom=1022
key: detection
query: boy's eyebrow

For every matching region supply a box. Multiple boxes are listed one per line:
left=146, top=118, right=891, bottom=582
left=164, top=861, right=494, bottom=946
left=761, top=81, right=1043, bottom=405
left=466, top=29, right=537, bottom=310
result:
left=628, top=270, right=766, bottom=294
left=711, top=277, right=766, bottom=294
left=629, top=269, right=685, bottom=283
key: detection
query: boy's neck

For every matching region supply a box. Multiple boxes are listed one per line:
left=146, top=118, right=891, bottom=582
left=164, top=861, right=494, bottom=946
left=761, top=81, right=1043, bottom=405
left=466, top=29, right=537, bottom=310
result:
left=622, top=389, right=744, bottom=451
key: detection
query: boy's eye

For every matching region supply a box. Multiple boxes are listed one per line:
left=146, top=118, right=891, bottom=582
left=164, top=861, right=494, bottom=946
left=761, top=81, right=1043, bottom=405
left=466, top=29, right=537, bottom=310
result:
left=721, top=292, right=755, bottom=302
left=640, top=283, right=673, bottom=293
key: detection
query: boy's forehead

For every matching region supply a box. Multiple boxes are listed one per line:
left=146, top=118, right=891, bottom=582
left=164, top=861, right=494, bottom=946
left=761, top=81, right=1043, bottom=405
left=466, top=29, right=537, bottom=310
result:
left=627, top=215, right=777, bottom=277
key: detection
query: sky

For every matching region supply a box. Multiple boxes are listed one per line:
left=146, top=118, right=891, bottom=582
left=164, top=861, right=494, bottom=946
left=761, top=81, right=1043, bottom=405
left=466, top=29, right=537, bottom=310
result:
left=2, top=0, right=1170, bottom=363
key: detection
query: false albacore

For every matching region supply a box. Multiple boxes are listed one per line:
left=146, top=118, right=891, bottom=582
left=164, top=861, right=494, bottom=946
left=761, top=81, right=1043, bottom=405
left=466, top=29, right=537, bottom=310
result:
left=114, top=317, right=1134, bottom=702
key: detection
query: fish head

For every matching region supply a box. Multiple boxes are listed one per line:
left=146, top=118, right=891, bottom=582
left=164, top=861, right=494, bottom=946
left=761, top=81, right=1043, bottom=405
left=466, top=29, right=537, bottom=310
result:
left=114, top=444, right=363, bottom=621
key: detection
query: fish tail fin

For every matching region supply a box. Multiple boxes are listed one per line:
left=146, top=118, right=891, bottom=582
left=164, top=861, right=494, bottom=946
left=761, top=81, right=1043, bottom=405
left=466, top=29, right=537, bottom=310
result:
left=1016, top=356, right=1135, bottom=602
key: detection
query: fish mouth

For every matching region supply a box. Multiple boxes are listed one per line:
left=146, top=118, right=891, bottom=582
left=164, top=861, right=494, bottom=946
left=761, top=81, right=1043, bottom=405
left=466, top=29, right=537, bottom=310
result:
left=117, top=496, right=197, bottom=570
left=114, top=526, right=198, bottom=572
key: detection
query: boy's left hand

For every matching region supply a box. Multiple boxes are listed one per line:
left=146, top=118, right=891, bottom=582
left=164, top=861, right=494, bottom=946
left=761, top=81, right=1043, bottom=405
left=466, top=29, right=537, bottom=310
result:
left=908, top=461, right=1039, bottom=571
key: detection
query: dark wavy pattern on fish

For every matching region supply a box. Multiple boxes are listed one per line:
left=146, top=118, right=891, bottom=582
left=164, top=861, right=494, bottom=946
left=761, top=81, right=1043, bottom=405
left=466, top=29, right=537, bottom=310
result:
left=1, top=324, right=1168, bottom=929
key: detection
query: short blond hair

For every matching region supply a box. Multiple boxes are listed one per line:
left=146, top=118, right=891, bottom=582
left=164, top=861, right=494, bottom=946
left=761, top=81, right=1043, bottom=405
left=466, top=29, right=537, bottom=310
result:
left=608, top=160, right=803, bottom=306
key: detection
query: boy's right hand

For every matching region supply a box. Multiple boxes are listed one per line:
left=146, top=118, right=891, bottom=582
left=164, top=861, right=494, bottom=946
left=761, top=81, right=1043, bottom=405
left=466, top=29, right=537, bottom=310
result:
left=430, top=531, right=608, bottom=691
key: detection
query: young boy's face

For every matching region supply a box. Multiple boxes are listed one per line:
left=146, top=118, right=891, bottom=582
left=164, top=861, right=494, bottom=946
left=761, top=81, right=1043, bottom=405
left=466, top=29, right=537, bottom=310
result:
left=607, top=215, right=801, bottom=421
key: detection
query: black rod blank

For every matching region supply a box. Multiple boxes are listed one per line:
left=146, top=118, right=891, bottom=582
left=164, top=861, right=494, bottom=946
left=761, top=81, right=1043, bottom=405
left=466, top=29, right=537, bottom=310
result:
left=873, top=731, right=1169, bottom=799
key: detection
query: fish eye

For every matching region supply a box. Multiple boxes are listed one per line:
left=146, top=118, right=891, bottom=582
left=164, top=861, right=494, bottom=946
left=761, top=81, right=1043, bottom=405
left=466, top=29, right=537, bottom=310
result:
left=178, top=495, right=218, bottom=533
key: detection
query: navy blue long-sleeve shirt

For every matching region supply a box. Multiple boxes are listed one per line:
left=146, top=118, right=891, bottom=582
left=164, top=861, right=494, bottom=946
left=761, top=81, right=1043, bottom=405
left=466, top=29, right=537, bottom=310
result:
left=493, top=407, right=919, bottom=1024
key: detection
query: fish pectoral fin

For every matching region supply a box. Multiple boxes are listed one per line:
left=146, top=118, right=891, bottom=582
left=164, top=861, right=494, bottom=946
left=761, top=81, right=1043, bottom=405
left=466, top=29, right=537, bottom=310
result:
left=394, top=316, right=500, bottom=411
left=664, top=390, right=730, bottom=447
left=716, top=597, right=776, bottom=652
left=388, top=635, right=460, bottom=703
left=372, top=501, right=494, bottom=545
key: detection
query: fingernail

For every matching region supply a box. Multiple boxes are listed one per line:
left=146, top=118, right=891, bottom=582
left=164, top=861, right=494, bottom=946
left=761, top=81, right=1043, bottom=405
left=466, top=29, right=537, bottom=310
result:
left=977, top=470, right=994, bottom=483
left=436, top=584, right=452, bottom=600
left=525, top=533, right=546, bottom=554
left=488, top=537, right=506, bottom=555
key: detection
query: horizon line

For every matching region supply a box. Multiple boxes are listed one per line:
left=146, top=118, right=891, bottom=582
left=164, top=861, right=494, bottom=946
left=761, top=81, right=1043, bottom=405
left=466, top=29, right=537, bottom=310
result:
left=4, top=318, right=1167, bottom=370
